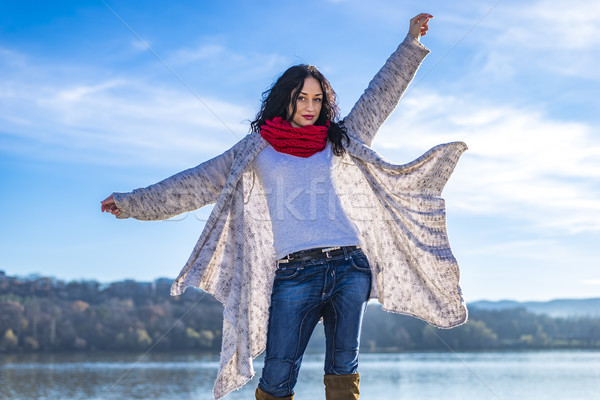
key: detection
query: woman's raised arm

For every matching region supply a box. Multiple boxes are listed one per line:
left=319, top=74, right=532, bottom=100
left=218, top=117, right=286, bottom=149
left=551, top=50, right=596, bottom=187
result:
left=343, top=13, right=432, bottom=147
left=101, top=140, right=241, bottom=221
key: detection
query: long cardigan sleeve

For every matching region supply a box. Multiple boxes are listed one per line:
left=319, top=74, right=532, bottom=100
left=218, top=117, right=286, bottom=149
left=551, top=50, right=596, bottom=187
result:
left=112, top=141, right=240, bottom=221
left=344, top=33, right=430, bottom=146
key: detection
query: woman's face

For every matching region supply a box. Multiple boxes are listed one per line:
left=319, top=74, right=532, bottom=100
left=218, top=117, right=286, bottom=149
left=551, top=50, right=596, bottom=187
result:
left=288, top=77, right=323, bottom=128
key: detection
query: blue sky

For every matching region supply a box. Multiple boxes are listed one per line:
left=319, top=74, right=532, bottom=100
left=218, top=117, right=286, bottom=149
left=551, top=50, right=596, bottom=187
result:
left=1, top=0, right=599, bottom=302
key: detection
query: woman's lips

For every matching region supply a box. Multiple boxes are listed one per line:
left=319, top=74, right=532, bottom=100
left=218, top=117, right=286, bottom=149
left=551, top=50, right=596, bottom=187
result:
left=302, top=115, right=314, bottom=120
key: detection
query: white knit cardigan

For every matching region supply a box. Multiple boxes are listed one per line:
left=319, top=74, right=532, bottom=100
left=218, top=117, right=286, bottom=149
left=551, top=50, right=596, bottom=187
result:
left=113, top=33, right=468, bottom=399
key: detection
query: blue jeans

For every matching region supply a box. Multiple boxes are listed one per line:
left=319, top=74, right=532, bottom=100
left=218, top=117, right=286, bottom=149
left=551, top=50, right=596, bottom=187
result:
left=258, top=247, right=372, bottom=397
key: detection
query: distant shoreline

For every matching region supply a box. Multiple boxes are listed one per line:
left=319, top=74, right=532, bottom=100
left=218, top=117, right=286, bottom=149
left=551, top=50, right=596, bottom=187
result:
left=2, top=270, right=599, bottom=354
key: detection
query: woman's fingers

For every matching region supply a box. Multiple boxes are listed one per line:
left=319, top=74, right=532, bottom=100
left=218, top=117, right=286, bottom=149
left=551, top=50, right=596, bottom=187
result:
left=412, top=13, right=433, bottom=25
left=409, top=13, right=433, bottom=39
left=411, top=13, right=431, bottom=23
left=101, top=194, right=121, bottom=215
left=421, top=20, right=430, bottom=36
left=101, top=200, right=114, bottom=213
left=101, top=194, right=114, bottom=210
left=105, top=206, right=121, bottom=216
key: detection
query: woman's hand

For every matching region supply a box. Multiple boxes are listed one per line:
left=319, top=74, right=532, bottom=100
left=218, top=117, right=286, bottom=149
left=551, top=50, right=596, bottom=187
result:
left=101, top=194, right=121, bottom=217
left=409, top=13, right=433, bottom=41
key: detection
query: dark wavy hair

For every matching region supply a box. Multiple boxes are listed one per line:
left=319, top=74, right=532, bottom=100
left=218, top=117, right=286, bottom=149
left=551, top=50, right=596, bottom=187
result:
left=250, top=64, right=349, bottom=156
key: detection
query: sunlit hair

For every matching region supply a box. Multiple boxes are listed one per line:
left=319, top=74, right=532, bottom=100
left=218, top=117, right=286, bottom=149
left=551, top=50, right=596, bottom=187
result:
left=250, top=64, right=349, bottom=156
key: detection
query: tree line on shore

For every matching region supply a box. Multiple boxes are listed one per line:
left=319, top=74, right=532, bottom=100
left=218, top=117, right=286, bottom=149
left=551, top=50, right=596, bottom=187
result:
left=1, top=270, right=599, bottom=353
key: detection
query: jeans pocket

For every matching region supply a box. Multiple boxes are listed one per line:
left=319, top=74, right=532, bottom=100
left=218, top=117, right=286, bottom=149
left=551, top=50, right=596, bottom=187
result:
left=349, top=252, right=371, bottom=272
left=274, top=266, right=304, bottom=280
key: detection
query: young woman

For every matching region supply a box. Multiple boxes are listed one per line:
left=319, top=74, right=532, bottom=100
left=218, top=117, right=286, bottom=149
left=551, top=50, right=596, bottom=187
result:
left=102, top=13, right=468, bottom=400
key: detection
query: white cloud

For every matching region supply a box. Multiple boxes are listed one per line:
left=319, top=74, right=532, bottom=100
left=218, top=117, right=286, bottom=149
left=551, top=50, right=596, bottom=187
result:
left=467, top=0, right=600, bottom=80
left=166, top=42, right=289, bottom=82
left=460, top=238, right=558, bottom=258
left=130, top=39, right=151, bottom=53
left=0, top=47, right=251, bottom=167
left=495, top=0, right=600, bottom=51
left=375, top=90, right=600, bottom=235
left=169, top=44, right=231, bottom=64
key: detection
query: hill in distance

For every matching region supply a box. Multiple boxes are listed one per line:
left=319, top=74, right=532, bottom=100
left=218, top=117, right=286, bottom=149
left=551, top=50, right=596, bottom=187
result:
left=468, top=298, right=600, bottom=318
left=3, top=270, right=598, bottom=318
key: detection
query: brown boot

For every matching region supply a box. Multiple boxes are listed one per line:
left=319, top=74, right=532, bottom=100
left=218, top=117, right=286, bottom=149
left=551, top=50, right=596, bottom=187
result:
left=323, top=373, right=360, bottom=399
left=255, top=386, right=294, bottom=400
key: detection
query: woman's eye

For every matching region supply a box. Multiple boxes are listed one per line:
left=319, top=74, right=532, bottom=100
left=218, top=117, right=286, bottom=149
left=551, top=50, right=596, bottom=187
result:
left=298, top=96, right=305, bottom=101
left=315, top=98, right=322, bottom=102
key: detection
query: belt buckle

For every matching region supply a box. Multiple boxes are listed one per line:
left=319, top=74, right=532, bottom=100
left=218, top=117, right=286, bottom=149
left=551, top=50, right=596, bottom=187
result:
left=277, top=254, right=291, bottom=267
left=321, top=246, right=340, bottom=259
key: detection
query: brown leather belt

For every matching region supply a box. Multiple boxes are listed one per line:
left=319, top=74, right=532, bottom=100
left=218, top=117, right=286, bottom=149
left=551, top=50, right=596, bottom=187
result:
left=278, top=245, right=360, bottom=264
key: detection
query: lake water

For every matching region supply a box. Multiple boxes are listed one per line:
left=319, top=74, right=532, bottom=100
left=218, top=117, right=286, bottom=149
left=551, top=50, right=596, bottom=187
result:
left=1, top=350, right=599, bottom=399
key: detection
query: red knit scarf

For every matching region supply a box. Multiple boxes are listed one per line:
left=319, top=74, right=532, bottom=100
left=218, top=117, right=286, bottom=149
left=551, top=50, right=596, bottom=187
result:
left=260, top=116, right=330, bottom=158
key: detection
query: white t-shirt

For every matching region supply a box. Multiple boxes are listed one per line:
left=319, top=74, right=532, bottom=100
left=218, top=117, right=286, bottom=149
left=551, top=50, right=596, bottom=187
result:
left=252, top=142, right=361, bottom=259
